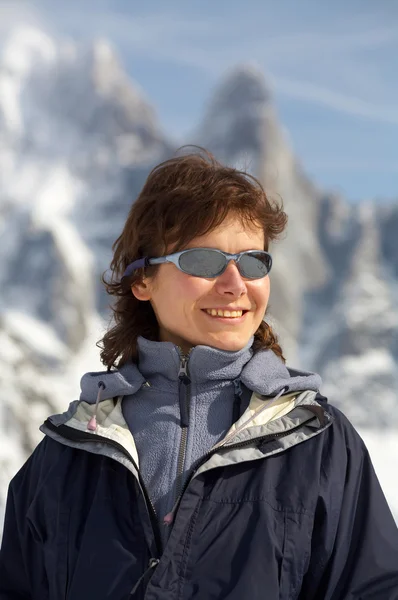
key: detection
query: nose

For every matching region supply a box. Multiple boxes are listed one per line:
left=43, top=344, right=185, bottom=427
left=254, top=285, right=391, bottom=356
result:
left=214, top=261, right=247, bottom=297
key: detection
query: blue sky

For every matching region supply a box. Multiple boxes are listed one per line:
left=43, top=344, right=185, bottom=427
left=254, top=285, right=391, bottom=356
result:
left=1, top=0, right=397, bottom=202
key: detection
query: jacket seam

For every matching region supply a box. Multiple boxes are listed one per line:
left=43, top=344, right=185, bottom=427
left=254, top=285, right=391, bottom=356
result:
left=201, top=496, right=313, bottom=514
left=177, top=500, right=202, bottom=600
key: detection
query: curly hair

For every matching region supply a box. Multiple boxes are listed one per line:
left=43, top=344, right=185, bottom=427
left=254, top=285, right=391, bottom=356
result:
left=99, top=149, right=288, bottom=367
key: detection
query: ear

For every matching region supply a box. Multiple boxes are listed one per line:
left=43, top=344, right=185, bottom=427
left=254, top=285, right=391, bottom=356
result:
left=131, top=278, right=152, bottom=301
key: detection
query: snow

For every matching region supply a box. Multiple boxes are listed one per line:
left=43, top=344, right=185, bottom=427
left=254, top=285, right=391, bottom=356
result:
left=0, top=24, right=397, bottom=541
left=92, top=39, right=115, bottom=63
left=341, top=349, right=395, bottom=377
left=2, top=26, right=56, bottom=75
left=3, top=311, right=68, bottom=360
left=0, top=73, right=22, bottom=133
left=322, top=358, right=398, bottom=428
left=32, top=164, right=82, bottom=224
left=359, top=429, right=398, bottom=521
left=0, top=331, right=23, bottom=363
left=0, top=26, right=56, bottom=135
left=50, top=217, right=94, bottom=281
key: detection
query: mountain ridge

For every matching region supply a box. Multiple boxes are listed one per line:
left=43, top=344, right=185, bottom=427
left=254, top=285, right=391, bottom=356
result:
left=0, top=26, right=397, bottom=526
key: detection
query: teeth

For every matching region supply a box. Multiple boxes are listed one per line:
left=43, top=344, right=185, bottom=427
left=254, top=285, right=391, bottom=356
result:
left=205, top=309, right=243, bottom=318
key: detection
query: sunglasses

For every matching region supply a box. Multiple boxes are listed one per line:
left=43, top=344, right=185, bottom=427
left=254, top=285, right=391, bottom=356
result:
left=122, top=248, right=272, bottom=280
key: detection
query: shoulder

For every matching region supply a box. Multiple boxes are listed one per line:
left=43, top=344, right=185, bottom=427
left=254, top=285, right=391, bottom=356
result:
left=322, top=400, right=366, bottom=449
left=9, top=436, right=74, bottom=500
left=315, top=398, right=372, bottom=480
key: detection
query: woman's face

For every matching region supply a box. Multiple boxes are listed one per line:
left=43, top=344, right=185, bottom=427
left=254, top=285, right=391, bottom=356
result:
left=132, top=215, right=270, bottom=353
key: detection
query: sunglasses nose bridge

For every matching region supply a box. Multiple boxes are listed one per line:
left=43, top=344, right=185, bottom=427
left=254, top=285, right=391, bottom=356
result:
left=218, top=256, right=243, bottom=278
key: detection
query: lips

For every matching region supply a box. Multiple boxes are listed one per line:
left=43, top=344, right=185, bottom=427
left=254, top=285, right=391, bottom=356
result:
left=205, top=308, right=243, bottom=318
left=201, top=308, right=250, bottom=312
left=201, top=309, right=250, bottom=324
left=201, top=307, right=249, bottom=317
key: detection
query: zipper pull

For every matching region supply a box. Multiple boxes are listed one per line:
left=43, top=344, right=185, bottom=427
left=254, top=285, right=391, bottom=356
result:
left=178, top=357, right=190, bottom=383
left=130, top=558, right=160, bottom=596
left=163, top=511, right=175, bottom=526
left=163, top=493, right=181, bottom=527
left=87, top=381, right=106, bottom=431
left=163, top=463, right=200, bottom=529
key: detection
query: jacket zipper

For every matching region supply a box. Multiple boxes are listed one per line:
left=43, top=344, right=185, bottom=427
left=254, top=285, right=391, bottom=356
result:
left=166, top=414, right=320, bottom=523
left=43, top=419, right=163, bottom=557
left=45, top=399, right=326, bottom=547
left=176, top=352, right=191, bottom=501
left=43, top=406, right=329, bottom=595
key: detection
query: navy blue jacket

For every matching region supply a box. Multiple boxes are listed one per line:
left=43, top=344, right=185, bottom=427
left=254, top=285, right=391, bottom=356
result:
left=1, top=393, right=398, bottom=599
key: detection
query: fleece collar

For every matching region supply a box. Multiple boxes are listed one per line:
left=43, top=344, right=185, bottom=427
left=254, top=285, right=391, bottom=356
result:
left=79, top=336, right=321, bottom=403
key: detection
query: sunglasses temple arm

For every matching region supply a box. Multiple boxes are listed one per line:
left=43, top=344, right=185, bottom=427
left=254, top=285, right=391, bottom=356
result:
left=122, top=256, right=164, bottom=278
left=148, top=257, right=168, bottom=266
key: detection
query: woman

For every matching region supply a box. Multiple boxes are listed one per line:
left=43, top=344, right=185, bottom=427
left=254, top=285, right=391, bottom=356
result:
left=1, top=150, right=397, bottom=600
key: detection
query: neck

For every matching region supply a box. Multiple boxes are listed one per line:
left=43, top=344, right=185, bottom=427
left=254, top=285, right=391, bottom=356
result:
left=158, top=328, right=193, bottom=355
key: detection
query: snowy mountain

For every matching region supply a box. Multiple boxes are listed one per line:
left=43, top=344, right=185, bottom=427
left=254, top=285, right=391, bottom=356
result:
left=0, top=26, right=171, bottom=527
left=198, top=66, right=329, bottom=357
left=308, top=202, right=398, bottom=426
left=199, top=66, right=398, bottom=428
left=0, top=27, right=397, bottom=528
left=0, top=26, right=172, bottom=305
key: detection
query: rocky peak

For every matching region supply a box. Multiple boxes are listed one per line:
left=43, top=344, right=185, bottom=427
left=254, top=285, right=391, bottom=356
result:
left=206, top=64, right=273, bottom=112
left=198, top=65, right=274, bottom=171
left=198, top=65, right=328, bottom=357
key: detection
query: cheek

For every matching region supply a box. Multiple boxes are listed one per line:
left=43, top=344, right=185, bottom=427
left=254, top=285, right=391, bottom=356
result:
left=173, top=275, right=201, bottom=297
left=154, top=273, right=211, bottom=311
left=250, top=278, right=270, bottom=309
left=177, top=276, right=213, bottom=310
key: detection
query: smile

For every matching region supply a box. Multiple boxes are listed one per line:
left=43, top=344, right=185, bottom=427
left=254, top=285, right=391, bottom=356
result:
left=205, top=309, right=243, bottom=318
left=201, top=309, right=249, bottom=325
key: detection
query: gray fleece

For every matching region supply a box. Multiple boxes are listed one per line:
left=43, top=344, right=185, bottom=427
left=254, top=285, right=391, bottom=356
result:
left=79, top=336, right=321, bottom=541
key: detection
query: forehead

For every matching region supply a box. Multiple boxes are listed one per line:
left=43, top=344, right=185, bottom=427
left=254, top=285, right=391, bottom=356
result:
left=185, top=215, right=265, bottom=250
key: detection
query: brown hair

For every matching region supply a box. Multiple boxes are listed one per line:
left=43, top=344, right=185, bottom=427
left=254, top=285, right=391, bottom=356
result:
left=99, top=148, right=288, bottom=367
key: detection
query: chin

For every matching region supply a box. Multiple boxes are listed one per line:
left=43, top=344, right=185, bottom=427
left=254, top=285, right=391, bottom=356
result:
left=205, top=334, right=252, bottom=352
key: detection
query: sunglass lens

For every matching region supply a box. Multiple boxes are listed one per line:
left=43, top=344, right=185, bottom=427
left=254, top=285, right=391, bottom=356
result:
left=179, top=249, right=225, bottom=277
left=239, top=253, right=271, bottom=278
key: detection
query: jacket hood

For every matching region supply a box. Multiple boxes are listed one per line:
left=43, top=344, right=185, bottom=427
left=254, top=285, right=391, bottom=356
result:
left=79, top=337, right=322, bottom=404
